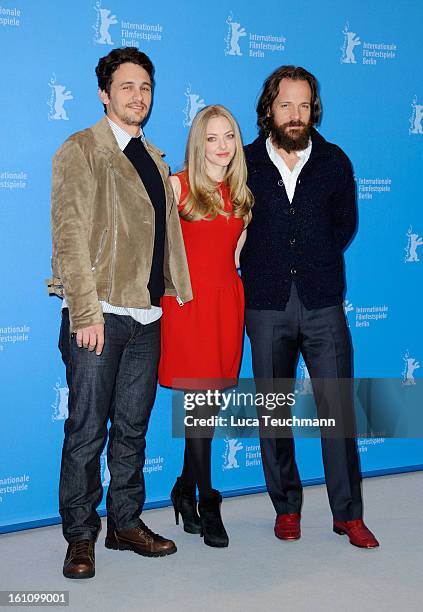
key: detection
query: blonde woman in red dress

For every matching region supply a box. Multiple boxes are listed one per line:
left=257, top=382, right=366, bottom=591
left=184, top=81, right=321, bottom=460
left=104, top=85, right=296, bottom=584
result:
left=159, top=105, right=253, bottom=547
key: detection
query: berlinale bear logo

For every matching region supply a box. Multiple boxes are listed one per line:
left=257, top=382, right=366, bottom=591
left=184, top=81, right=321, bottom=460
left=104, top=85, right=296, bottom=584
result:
left=405, top=226, right=422, bottom=263
left=224, top=14, right=247, bottom=56
left=402, top=351, right=420, bottom=386
left=52, top=378, right=69, bottom=421
left=222, top=437, right=243, bottom=469
left=93, top=0, right=118, bottom=45
left=183, top=85, right=206, bottom=128
left=409, top=96, right=423, bottom=135
left=340, top=23, right=361, bottom=64
left=48, top=75, right=73, bottom=121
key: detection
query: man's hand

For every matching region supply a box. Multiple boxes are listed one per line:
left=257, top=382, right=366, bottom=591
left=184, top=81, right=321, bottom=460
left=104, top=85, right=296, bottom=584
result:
left=75, top=323, right=105, bottom=355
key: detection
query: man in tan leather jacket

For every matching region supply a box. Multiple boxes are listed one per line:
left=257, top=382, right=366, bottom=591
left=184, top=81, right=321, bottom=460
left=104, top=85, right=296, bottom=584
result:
left=49, top=47, right=192, bottom=579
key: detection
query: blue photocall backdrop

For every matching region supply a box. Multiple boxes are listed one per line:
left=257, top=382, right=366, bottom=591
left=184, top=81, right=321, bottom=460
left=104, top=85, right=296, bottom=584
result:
left=0, top=0, right=422, bottom=532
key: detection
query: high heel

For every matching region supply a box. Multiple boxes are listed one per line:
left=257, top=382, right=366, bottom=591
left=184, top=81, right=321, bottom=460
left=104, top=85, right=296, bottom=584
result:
left=198, top=489, right=229, bottom=548
left=170, top=477, right=201, bottom=534
left=173, top=505, right=180, bottom=526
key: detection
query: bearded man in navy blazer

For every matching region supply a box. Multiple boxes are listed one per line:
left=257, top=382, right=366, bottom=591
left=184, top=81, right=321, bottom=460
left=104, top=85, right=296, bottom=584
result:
left=240, top=66, right=379, bottom=548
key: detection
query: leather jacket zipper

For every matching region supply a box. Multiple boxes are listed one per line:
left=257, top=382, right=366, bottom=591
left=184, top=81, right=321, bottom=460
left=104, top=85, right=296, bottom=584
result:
left=91, top=229, right=108, bottom=271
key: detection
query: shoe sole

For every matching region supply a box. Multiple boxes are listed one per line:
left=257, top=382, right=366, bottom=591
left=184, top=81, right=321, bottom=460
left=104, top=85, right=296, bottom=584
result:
left=333, top=528, right=379, bottom=548
left=105, top=538, right=177, bottom=557
left=201, top=535, right=229, bottom=548
left=63, top=569, right=95, bottom=579
left=274, top=532, right=301, bottom=541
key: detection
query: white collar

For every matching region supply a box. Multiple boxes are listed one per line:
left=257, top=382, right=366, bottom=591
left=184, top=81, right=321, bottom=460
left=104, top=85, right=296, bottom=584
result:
left=107, top=117, right=145, bottom=151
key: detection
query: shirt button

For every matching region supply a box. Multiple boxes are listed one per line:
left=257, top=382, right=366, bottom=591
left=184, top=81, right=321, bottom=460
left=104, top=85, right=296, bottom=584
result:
left=290, top=237, right=296, bottom=245
left=290, top=207, right=295, bottom=215
left=278, top=179, right=284, bottom=186
left=291, top=268, right=297, bottom=275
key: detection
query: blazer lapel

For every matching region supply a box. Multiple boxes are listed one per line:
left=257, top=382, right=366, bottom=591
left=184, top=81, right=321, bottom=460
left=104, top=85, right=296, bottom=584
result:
left=90, top=116, right=150, bottom=199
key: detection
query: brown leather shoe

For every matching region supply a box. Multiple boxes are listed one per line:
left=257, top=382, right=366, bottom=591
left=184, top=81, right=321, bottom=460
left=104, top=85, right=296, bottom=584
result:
left=63, top=539, right=95, bottom=579
left=333, top=519, right=379, bottom=548
left=105, top=519, right=177, bottom=557
left=274, top=513, right=301, bottom=540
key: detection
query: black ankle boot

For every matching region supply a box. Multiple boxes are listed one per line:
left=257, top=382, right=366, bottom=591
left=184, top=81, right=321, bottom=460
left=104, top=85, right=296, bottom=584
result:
left=198, top=489, right=229, bottom=548
left=170, top=477, right=201, bottom=534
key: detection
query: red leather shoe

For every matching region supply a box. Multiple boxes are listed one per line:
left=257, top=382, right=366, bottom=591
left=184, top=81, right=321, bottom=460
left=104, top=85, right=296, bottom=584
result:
left=333, top=519, right=379, bottom=548
left=274, top=513, right=301, bottom=540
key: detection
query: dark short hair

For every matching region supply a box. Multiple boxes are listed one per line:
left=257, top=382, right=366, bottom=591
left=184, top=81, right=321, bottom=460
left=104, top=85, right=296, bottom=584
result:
left=95, top=47, right=154, bottom=113
left=256, top=65, right=321, bottom=136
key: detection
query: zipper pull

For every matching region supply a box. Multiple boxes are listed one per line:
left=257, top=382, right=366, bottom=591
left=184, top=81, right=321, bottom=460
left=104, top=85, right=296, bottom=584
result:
left=176, top=295, right=184, bottom=306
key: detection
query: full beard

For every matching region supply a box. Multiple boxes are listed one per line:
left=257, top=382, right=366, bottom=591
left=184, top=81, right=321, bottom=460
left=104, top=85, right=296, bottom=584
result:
left=270, top=118, right=312, bottom=153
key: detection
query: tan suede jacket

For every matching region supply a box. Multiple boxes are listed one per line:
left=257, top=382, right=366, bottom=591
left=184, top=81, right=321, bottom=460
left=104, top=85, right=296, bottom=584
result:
left=48, top=116, right=192, bottom=331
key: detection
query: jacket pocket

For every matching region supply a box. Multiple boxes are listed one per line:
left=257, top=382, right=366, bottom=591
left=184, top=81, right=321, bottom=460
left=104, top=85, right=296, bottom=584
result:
left=311, top=260, right=344, bottom=296
left=91, top=229, right=108, bottom=271
left=46, top=275, right=64, bottom=297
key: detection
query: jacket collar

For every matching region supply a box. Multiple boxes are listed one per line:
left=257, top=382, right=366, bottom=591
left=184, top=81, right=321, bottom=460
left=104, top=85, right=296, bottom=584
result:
left=91, top=115, right=165, bottom=159
left=91, top=115, right=121, bottom=155
left=89, top=116, right=168, bottom=201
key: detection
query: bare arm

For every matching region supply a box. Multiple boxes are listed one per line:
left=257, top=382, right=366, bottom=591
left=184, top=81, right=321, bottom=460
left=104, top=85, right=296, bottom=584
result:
left=235, top=229, right=247, bottom=268
left=169, top=175, right=182, bottom=202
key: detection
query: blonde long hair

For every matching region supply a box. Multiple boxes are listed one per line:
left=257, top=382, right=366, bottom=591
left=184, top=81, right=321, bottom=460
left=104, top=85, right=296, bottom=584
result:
left=179, top=105, right=253, bottom=226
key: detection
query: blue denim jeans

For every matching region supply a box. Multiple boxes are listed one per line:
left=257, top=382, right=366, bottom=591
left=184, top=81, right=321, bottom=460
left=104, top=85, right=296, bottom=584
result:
left=58, top=309, right=160, bottom=542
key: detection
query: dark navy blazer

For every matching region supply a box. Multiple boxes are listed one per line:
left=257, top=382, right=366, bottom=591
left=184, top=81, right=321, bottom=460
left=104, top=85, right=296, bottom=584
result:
left=240, top=128, right=357, bottom=310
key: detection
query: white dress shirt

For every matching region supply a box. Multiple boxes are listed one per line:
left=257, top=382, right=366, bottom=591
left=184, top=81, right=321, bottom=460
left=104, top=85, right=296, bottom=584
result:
left=266, top=137, right=312, bottom=203
left=62, top=117, right=162, bottom=325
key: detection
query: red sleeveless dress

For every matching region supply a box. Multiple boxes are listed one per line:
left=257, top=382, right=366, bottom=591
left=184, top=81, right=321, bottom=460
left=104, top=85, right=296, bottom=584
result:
left=159, top=171, right=245, bottom=389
